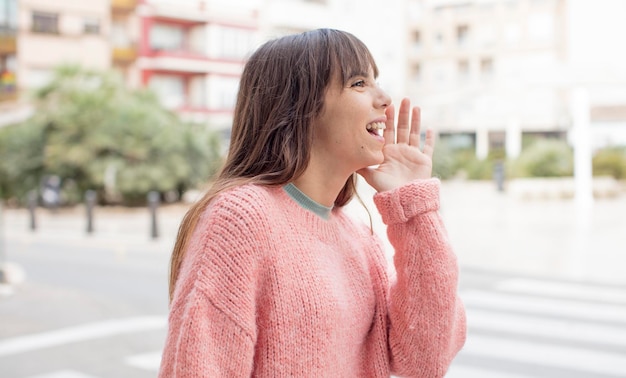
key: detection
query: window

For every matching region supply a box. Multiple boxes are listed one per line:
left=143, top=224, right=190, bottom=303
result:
left=457, top=25, right=469, bottom=46
left=0, top=0, right=18, bottom=30
left=149, top=75, right=185, bottom=108
left=434, top=32, right=444, bottom=49
left=410, top=63, right=421, bottom=83
left=83, top=18, right=100, bottom=35
left=150, top=23, right=184, bottom=51
left=32, top=11, right=58, bottom=34
left=458, top=60, right=469, bottom=81
left=216, top=27, right=255, bottom=60
left=111, top=19, right=131, bottom=47
left=209, top=75, right=239, bottom=109
left=411, top=30, right=421, bottom=53
left=480, top=57, right=494, bottom=79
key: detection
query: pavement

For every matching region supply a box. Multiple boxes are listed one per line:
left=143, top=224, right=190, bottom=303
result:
left=1, top=179, right=626, bottom=378
left=2, top=178, right=626, bottom=288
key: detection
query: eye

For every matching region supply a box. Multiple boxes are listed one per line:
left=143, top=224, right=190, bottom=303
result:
left=351, top=80, right=366, bottom=88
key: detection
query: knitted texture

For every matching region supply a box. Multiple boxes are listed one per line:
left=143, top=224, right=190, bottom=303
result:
left=159, top=178, right=466, bottom=377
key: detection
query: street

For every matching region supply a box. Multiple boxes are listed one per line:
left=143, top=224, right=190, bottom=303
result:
left=1, top=180, right=626, bottom=378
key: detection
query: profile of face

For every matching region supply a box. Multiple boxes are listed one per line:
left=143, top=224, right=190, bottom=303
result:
left=311, top=65, right=392, bottom=176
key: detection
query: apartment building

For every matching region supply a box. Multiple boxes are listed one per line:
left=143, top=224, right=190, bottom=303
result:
left=0, top=0, right=17, bottom=104
left=1, top=0, right=261, bottom=131
left=0, top=0, right=110, bottom=126
left=127, top=0, right=260, bottom=129
left=3, top=0, right=624, bottom=152
left=260, top=0, right=409, bottom=101
left=18, top=0, right=110, bottom=89
left=406, top=0, right=626, bottom=158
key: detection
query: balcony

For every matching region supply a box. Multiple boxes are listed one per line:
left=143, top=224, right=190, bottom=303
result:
left=0, top=71, right=17, bottom=103
left=0, top=28, right=16, bottom=54
left=111, top=0, right=138, bottom=13
left=112, top=46, right=138, bottom=64
left=0, top=90, right=17, bottom=102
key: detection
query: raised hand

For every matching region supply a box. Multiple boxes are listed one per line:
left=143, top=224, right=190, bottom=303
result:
left=358, top=98, right=435, bottom=192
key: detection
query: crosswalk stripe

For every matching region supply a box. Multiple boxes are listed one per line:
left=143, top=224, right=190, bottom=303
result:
left=0, top=316, right=166, bottom=357
left=462, top=334, right=626, bottom=376
left=468, top=307, right=626, bottom=347
left=495, top=278, right=626, bottom=304
left=24, top=371, right=98, bottom=378
left=125, top=351, right=162, bottom=371
left=462, top=290, right=626, bottom=324
left=445, top=364, right=534, bottom=378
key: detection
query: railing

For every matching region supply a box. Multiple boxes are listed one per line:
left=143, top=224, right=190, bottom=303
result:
left=111, top=0, right=138, bottom=12
left=0, top=26, right=16, bottom=54
left=112, top=46, right=138, bottom=63
left=0, top=90, right=18, bottom=102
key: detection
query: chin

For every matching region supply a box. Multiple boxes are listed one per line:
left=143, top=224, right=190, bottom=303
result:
left=363, top=154, right=384, bottom=168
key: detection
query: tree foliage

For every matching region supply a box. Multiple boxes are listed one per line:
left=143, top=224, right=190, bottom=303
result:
left=0, top=65, right=222, bottom=205
left=508, top=138, right=574, bottom=178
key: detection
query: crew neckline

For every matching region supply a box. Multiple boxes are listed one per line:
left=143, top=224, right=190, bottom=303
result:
left=283, top=182, right=333, bottom=220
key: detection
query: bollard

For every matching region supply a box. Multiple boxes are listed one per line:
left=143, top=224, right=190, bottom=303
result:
left=27, top=190, right=37, bottom=231
left=0, top=201, right=5, bottom=283
left=493, top=160, right=505, bottom=192
left=85, top=190, right=97, bottom=234
left=147, top=191, right=159, bottom=239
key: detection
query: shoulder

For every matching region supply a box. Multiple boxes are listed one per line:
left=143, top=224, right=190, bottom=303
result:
left=206, top=184, right=278, bottom=224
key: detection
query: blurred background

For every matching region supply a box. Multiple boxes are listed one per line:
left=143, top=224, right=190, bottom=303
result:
left=0, top=0, right=625, bottom=377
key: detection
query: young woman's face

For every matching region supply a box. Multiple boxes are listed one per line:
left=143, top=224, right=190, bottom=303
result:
left=311, top=66, right=392, bottom=176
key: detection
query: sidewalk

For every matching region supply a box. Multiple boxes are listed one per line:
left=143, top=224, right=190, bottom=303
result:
left=2, top=180, right=626, bottom=286
left=2, top=204, right=182, bottom=252
left=439, top=180, right=626, bottom=286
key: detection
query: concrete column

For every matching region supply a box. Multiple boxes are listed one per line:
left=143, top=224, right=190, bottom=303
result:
left=568, top=87, right=593, bottom=280
left=506, top=119, right=522, bottom=159
left=476, top=127, right=489, bottom=160
left=571, top=87, right=594, bottom=209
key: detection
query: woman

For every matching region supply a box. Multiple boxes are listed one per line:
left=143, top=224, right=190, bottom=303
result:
left=159, top=28, right=466, bottom=377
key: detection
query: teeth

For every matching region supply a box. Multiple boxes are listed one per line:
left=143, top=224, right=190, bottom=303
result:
left=366, top=122, right=386, bottom=131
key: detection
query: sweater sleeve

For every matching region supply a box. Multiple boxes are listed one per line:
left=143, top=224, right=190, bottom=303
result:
left=373, top=178, right=467, bottom=378
left=158, top=192, right=267, bottom=378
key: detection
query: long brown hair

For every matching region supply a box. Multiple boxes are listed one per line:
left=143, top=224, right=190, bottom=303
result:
left=168, top=29, right=379, bottom=300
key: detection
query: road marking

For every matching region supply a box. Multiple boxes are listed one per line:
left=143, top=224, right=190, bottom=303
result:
left=495, top=278, right=626, bottom=304
left=0, top=316, right=166, bottom=357
left=462, top=289, right=626, bottom=324
left=24, top=370, right=98, bottom=378
left=446, top=364, right=534, bottom=378
left=462, top=334, right=626, bottom=376
left=468, top=308, right=626, bottom=347
left=125, top=351, right=162, bottom=371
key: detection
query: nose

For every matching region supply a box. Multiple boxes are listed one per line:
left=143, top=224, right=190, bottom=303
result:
left=376, top=86, right=392, bottom=108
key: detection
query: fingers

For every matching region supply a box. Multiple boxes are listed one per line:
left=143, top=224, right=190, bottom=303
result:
left=396, top=98, right=411, bottom=144
left=383, top=105, right=395, bottom=144
left=388, top=98, right=433, bottom=155
left=408, top=106, right=421, bottom=147
left=422, top=128, right=436, bottom=158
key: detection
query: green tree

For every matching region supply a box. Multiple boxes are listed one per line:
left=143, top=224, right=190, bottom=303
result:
left=0, top=65, right=222, bottom=205
left=508, top=138, right=573, bottom=178
left=592, top=147, right=626, bottom=179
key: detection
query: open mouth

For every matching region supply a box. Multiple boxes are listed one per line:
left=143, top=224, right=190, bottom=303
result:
left=366, top=122, right=386, bottom=137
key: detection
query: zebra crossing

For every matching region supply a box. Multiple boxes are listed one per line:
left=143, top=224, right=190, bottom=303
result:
left=447, top=275, right=626, bottom=378
left=21, top=351, right=163, bottom=378
left=16, top=275, right=626, bottom=378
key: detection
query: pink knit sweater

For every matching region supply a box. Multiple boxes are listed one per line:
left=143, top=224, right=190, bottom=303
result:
left=159, top=178, right=466, bottom=377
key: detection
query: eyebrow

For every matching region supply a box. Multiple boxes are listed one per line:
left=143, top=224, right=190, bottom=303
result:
left=344, top=70, right=372, bottom=84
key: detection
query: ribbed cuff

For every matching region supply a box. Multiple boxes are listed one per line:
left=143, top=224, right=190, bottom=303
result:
left=373, top=178, right=440, bottom=225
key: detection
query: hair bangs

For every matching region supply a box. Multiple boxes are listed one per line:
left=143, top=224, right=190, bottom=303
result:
left=329, top=31, right=379, bottom=85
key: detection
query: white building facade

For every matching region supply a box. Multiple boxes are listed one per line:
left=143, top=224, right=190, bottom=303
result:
left=405, top=0, right=626, bottom=158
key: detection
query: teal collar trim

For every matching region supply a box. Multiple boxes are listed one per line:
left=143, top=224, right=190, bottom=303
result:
left=283, top=183, right=333, bottom=220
